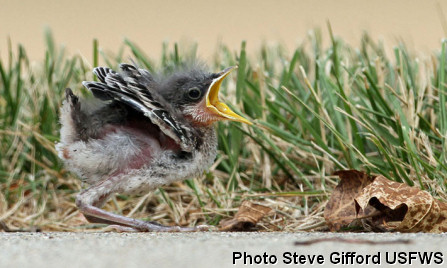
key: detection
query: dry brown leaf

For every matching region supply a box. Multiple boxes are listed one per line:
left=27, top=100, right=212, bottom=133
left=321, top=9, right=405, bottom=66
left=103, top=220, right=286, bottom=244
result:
left=324, top=170, right=376, bottom=231
left=355, top=175, right=447, bottom=233
left=325, top=170, right=447, bottom=233
left=219, top=201, right=272, bottom=231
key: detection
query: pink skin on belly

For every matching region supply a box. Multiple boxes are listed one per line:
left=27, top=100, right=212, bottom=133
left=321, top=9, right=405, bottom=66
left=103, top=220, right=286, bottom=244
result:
left=115, top=120, right=181, bottom=171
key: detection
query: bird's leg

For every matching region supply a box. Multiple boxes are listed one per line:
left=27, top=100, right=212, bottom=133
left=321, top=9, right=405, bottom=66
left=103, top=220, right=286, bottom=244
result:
left=76, top=201, right=196, bottom=232
left=75, top=180, right=209, bottom=232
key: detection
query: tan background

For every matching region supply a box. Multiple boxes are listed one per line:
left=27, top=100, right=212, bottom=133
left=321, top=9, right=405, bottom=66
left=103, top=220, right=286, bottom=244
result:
left=1, top=0, right=447, bottom=62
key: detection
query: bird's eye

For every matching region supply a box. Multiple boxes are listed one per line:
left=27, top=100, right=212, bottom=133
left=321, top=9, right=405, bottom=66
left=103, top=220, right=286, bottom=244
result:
left=187, top=87, right=202, bottom=100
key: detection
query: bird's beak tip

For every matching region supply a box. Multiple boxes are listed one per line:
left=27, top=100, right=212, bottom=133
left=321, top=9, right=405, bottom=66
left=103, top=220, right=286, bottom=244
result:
left=205, top=67, right=251, bottom=125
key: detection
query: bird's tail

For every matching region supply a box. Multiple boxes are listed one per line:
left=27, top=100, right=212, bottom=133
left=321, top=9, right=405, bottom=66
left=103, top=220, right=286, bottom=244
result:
left=66, top=88, right=86, bottom=136
left=65, top=88, right=79, bottom=108
left=57, top=88, right=86, bottom=146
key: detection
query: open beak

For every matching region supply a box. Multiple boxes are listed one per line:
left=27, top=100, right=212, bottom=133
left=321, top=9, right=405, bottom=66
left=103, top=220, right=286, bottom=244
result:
left=205, top=66, right=252, bottom=125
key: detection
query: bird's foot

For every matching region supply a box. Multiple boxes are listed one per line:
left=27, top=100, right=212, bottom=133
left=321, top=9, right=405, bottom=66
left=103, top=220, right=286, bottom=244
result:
left=77, top=199, right=215, bottom=232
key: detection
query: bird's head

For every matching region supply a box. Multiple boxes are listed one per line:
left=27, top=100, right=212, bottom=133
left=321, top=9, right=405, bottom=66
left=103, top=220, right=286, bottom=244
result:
left=161, top=66, right=251, bottom=126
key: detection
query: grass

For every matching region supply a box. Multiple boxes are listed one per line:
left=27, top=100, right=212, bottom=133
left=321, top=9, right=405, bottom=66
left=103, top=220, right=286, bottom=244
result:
left=1, top=28, right=447, bottom=231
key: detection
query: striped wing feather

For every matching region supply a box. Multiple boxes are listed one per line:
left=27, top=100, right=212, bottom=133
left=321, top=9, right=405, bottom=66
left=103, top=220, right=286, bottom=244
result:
left=82, top=64, right=195, bottom=152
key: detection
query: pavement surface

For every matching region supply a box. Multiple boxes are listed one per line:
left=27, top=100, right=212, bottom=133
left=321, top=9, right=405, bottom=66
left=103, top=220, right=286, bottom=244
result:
left=1, top=232, right=446, bottom=268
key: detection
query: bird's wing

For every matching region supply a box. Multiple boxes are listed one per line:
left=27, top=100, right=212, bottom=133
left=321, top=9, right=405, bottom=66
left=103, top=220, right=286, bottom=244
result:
left=82, top=64, right=196, bottom=152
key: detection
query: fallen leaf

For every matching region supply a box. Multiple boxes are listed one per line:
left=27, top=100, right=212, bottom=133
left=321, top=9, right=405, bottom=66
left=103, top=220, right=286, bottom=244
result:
left=325, top=170, right=447, bottom=233
left=324, top=170, right=376, bottom=231
left=219, top=201, right=272, bottom=231
left=355, top=175, right=447, bottom=233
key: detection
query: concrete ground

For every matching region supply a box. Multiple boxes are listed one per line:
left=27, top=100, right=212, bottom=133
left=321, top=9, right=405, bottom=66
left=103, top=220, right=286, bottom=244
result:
left=1, top=232, right=446, bottom=268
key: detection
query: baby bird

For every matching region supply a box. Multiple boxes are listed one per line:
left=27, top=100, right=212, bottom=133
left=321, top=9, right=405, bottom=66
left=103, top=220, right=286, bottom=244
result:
left=56, top=63, right=251, bottom=232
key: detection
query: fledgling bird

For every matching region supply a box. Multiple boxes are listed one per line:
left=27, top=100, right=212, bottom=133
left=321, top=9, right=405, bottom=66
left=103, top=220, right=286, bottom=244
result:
left=56, top=63, right=251, bottom=232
